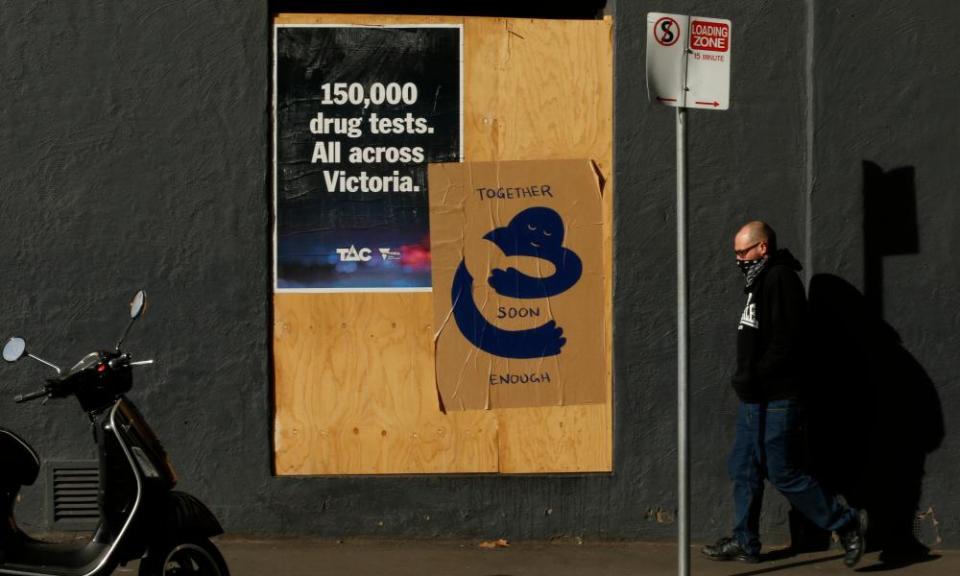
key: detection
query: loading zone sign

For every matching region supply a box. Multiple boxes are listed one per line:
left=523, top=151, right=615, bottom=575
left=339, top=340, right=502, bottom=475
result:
left=646, top=13, right=731, bottom=110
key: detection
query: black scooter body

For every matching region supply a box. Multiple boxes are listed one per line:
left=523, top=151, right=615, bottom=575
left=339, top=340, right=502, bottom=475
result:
left=0, top=396, right=222, bottom=576
left=0, top=293, right=225, bottom=576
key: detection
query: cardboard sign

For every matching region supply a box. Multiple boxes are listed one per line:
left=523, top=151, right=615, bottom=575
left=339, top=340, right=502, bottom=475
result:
left=646, top=12, right=732, bottom=110
left=428, top=160, right=606, bottom=410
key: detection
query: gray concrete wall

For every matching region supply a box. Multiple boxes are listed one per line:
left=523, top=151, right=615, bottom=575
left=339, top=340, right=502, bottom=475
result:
left=809, top=0, right=960, bottom=546
left=0, top=0, right=956, bottom=549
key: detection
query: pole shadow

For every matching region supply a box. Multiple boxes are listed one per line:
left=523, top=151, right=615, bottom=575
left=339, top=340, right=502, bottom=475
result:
left=730, top=553, right=844, bottom=576
left=794, top=161, right=944, bottom=567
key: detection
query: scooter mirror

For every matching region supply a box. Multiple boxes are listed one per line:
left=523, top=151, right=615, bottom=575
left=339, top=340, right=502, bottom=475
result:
left=130, top=290, right=146, bottom=319
left=3, top=337, right=26, bottom=362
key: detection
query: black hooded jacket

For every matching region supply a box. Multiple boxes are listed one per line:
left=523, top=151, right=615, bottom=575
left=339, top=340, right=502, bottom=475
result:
left=732, top=249, right=806, bottom=403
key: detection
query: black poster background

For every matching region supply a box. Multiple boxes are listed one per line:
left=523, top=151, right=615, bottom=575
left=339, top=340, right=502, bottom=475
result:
left=274, top=26, right=461, bottom=290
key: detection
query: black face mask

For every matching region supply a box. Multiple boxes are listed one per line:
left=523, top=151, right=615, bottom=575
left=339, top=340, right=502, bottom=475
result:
left=737, top=258, right=763, bottom=275
left=738, top=257, right=769, bottom=288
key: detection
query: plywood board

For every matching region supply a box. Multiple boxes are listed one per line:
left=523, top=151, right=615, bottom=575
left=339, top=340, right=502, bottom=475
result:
left=274, top=293, right=499, bottom=474
left=273, top=13, right=613, bottom=474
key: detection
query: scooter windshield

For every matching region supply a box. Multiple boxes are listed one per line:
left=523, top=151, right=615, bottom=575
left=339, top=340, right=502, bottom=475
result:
left=68, top=351, right=101, bottom=375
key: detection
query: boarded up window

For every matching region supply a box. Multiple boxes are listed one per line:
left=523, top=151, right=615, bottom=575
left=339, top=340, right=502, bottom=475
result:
left=273, top=13, right=613, bottom=474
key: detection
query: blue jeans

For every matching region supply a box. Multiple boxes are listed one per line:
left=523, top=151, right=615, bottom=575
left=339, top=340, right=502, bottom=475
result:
left=729, top=399, right=856, bottom=555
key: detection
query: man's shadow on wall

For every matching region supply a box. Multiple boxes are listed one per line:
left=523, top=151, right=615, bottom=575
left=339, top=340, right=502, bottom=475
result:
left=790, top=162, right=945, bottom=568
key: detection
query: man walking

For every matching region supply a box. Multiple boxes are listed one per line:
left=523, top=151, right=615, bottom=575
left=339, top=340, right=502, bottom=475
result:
left=701, top=221, right=867, bottom=567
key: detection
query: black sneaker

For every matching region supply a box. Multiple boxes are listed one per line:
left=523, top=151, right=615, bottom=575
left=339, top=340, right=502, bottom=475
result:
left=838, top=509, right=868, bottom=568
left=701, top=536, right=760, bottom=563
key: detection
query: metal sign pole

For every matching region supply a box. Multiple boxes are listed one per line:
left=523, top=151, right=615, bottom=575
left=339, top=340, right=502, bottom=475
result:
left=676, top=14, right=691, bottom=575
left=676, top=104, right=690, bottom=576
left=647, top=13, right=730, bottom=576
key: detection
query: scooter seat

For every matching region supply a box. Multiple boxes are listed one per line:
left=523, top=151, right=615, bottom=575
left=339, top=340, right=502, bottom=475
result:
left=0, top=428, right=40, bottom=487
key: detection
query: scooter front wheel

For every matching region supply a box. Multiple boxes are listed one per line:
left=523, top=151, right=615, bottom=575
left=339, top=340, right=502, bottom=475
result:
left=139, top=537, right=230, bottom=576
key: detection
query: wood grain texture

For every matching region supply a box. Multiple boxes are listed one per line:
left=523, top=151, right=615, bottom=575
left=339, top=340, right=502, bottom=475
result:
left=462, top=17, right=614, bottom=473
left=274, top=14, right=612, bottom=474
left=274, top=293, right=498, bottom=474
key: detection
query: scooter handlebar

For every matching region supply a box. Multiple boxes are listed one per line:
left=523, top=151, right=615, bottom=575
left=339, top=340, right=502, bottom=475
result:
left=15, top=388, right=49, bottom=403
left=107, top=355, right=154, bottom=369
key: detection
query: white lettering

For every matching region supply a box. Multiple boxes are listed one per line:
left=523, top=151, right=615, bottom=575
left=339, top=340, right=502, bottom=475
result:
left=309, top=113, right=363, bottom=138
left=335, top=245, right=373, bottom=263
left=323, top=170, right=418, bottom=193
left=311, top=141, right=341, bottom=164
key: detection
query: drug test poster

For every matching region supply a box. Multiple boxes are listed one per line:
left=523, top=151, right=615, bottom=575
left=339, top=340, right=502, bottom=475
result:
left=274, top=25, right=462, bottom=292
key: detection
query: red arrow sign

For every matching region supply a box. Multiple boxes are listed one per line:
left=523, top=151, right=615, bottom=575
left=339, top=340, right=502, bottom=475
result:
left=695, top=100, right=720, bottom=107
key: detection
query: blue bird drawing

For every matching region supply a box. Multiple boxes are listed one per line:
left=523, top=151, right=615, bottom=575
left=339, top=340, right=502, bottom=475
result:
left=483, top=207, right=582, bottom=298
left=450, top=207, right=580, bottom=359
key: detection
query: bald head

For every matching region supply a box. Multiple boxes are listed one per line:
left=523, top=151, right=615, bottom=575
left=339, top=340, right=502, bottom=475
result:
left=734, top=221, right=777, bottom=260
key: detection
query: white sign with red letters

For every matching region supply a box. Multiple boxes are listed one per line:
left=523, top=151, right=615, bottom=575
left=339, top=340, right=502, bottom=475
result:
left=646, top=12, right=732, bottom=111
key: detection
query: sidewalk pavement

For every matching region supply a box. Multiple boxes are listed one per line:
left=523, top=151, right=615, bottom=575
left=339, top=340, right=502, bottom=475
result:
left=115, top=537, right=958, bottom=576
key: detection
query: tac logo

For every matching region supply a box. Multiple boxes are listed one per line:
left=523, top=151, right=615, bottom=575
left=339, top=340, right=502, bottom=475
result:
left=337, top=245, right=402, bottom=262
left=336, top=245, right=373, bottom=262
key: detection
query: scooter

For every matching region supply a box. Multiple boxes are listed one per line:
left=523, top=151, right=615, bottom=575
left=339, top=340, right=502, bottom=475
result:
left=0, top=291, right=229, bottom=576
